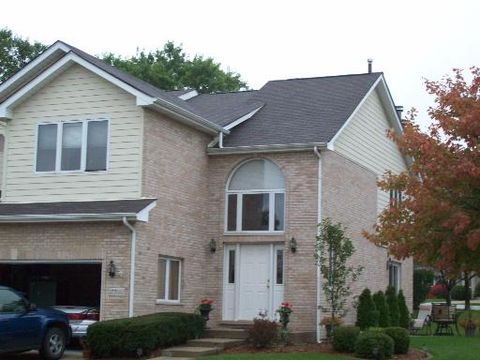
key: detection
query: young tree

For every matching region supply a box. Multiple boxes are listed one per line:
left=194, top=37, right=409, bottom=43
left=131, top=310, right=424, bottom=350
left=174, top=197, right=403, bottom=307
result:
left=102, top=41, right=247, bottom=93
left=356, top=288, right=379, bottom=329
left=373, top=290, right=391, bottom=328
left=386, top=286, right=400, bottom=327
left=0, top=28, right=46, bottom=83
left=397, top=290, right=410, bottom=329
left=315, top=218, right=363, bottom=323
left=364, top=68, right=480, bottom=304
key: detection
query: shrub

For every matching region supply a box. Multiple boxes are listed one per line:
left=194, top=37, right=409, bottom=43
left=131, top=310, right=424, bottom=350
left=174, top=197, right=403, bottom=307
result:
left=475, top=282, right=480, bottom=298
left=451, top=285, right=471, bottom=301
left=247, top=318, right=278, bottom=348
left=355, top=331, right=394, bottom=359
left=413, top=269, right=434, bottom=309
left=385, top=287, right=399, bottom=327
left=356, top=288, right=379, bottom=329
left=367, top=327, right=385, bottom=334
left=332, top=326, right=360, bottom=353
left=384, top=327, right=409, bottom=354
left=86, top=312, right=204, bottom=358
left=427, top=283, right=447, bottom=299
left=373, top=291, right=390, bottom=328
left=397, top=290, right=410, bottom=329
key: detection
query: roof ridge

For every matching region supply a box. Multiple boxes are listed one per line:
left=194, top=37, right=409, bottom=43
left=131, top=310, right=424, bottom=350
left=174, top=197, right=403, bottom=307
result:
left=266, top=72, right=383, bottom=84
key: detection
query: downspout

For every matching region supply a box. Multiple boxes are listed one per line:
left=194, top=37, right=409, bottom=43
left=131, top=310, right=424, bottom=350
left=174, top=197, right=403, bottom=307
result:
left=122, top=217, right=136, bottom=318
left=313, top=146, right=322, bottom=342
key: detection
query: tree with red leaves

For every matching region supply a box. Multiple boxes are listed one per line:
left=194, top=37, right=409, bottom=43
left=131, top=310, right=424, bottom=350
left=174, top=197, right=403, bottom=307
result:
left=364, top=67, right=480, bottom=308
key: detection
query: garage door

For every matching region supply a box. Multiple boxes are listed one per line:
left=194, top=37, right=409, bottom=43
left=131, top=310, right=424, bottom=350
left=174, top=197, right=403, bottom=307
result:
left=0, top=262, right=101, bottom=308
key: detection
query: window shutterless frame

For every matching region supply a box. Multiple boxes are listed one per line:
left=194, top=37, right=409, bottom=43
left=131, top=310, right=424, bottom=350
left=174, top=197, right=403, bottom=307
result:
left=33, top=118, right=110, bottom=174
left=224, top=159, right=286, bottom=234
left=156, top=257, right=182, bottom=304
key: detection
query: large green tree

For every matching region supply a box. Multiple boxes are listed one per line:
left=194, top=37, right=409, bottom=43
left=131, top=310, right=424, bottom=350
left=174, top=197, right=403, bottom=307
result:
left=102, top=41, right=247, bottom=93
left=0, top=28, right=46, bottom=83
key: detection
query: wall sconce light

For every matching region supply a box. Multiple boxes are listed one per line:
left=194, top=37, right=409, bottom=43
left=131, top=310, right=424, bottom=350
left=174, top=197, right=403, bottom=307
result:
left=108, top=260, right=117, bottom=278
left=209, top=238, right=217, bottom=253
left=289, top=237, right=297, bottom=253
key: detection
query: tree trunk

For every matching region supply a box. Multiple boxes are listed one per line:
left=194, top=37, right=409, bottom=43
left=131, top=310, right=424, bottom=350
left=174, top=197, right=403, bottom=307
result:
left=464, top=272, right=471, bottom=311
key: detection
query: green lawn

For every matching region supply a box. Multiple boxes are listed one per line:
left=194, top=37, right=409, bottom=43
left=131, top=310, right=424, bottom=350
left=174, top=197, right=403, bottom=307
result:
left=202, top=354, right=349, bottom=360
left=411, top=336, right=480, bottom=360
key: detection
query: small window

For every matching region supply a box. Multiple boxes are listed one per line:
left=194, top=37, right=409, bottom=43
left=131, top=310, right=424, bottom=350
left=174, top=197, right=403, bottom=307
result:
left=390, top=190, right=402, bottom=207
left=228, top=250, right=235, bottom=284
left=36, top=119, right=108, bottom=172
left=388, top=262, right=401, bottom=292
left=158, top=257, right=182, bottom=302
left=276, top=249, right=284, bottom=285
left=226, top=159, right=285, bottom=233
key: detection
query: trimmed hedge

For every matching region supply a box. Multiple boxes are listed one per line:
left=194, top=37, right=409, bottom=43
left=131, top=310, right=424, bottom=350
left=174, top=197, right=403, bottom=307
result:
left=451, top=285, right=470, bottom=301
left=332, top=326, right=360, bottom=353
left=385, top=287, right=399, bottom=327
left=397, top=290, right=410, bottom=330
left=356, top=288, right=379, bottom=329
left=355, top=331, right=394, bottom=360
left=86, top=312, right=205, bottom=358
left=384, top=327, right=409, bottom=354
left=373, top=291, right=390, bottom=328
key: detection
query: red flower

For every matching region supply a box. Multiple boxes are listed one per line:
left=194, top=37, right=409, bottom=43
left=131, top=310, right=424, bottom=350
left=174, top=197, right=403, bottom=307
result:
left=200, top=298, right=214, bottom=305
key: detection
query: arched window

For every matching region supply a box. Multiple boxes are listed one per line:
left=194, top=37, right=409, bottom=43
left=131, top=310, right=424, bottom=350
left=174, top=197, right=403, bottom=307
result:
left=226, top=159, right=285, bottom=232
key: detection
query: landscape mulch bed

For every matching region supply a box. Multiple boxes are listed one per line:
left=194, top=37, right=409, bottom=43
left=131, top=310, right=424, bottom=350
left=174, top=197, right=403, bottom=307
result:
left=224, top=342, right=428, bottom=359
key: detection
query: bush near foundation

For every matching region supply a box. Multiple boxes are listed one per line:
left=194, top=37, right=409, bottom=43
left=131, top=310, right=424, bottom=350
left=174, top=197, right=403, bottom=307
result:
left=332, top=326, right=360, bottom=353
left=86, top=312, right=205, bottom=358
left=384, top=327, right=410, bottom=354
left=355, top=331, right=394, bottom=360
left=247, top=317, right=278, bottom=348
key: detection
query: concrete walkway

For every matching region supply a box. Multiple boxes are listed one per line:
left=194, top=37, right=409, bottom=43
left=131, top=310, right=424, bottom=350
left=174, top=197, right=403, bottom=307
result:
left=5, top=350, right=82, bottom=359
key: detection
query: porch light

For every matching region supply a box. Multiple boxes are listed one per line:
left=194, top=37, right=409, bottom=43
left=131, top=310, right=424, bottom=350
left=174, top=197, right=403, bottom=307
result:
left=209, top=238, right=217, bottom=253
left=289, top=237, right=297, bottom=253
left=108, top=260, right=117, bottom=278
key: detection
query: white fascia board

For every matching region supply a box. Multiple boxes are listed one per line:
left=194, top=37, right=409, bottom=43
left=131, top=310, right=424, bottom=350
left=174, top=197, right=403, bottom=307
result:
left=0, top=41, right=70, bottom=94
left=224, top=106, right=264, bottom=131
left=136, top=200, right=157, bottom=222
left=178, top=90, right=199, bottom=100
left=0, top=53, right=157, bottom=118
left=327, top=76, right=382, bottom=151
left=0, top=213, right=138, bottom=223
left=376, top=75, right=404, bottom=134
left=207, top=142, right=327, bottom=155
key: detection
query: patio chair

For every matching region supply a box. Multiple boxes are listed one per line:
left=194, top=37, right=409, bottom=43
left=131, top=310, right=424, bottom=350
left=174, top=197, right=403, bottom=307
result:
left=411, top=303, right=432, bottom=335
left=431, top=303, right=458, bottom=335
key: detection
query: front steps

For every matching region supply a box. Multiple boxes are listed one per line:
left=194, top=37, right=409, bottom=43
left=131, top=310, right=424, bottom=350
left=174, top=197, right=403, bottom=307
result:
left=155, top=325, right=249, bottom=358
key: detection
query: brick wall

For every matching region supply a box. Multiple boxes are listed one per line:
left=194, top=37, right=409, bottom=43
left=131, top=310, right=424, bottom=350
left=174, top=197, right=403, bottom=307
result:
left=0, top=222, right=131, bottom=320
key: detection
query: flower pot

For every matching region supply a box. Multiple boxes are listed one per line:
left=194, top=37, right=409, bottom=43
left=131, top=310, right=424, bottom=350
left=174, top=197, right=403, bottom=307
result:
left=200, top=308, right=211, bottom=322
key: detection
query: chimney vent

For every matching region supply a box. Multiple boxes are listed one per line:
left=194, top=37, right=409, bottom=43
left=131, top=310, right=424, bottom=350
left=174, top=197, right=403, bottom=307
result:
left=367, top=59, right=373, bottom=73
left=395, top=105, right=404, bottom=120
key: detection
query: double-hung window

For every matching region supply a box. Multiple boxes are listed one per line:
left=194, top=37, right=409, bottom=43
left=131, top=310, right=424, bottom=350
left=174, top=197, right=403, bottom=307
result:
left=388, top=261, right=401, bottom=292
left=157, top=257, right=182, bottom=303
left=226, top=159, right=285, bottom=233
left=36, top=119, right=109, bottom=172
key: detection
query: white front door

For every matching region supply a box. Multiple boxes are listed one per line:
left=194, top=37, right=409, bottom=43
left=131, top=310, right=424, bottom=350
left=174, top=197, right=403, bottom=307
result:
left=223, top=244, right=284, bottom=321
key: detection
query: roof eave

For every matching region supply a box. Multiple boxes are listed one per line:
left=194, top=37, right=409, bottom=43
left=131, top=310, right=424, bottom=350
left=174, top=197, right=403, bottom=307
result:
left=207, top=142, right=328, bottom=155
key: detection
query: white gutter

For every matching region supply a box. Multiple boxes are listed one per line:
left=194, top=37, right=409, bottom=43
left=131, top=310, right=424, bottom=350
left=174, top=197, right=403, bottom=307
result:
left=122, top=217, right=136, bottom=318
left=208, top=142, right=327, bottom=155
left=0, top=213, right=138, bottom=223
left=314, top=145, right=322, bottom=343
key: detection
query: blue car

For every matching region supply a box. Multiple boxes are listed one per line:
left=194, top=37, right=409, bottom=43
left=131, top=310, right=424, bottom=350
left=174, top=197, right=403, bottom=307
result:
left=0, top=286, right=70, bottom=359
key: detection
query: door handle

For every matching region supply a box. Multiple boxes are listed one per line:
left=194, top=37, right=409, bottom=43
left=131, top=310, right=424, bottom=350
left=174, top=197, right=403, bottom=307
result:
left=266, top=279, right=270, bottom=289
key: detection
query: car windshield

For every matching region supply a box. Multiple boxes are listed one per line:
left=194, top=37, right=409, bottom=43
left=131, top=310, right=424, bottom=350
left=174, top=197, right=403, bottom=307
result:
left=0, top=289, right=26, bottom=313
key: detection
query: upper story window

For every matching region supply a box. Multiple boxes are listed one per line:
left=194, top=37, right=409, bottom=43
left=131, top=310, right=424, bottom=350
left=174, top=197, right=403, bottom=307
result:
left=36, top=119, right=109, bottom=173
left=226, top=159, right=285, bottom=233
left=389, top=189, right=403, bottom=208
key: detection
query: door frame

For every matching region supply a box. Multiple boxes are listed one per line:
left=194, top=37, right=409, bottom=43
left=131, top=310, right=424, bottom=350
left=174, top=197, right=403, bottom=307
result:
left=222, top=243, right=284, bottom=321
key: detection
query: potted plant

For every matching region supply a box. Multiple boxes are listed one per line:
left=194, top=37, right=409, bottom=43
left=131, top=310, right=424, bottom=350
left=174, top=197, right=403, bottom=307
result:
left=277, top=302, right=293, bottom=329
left=198, top=298, right=214, bottom=322
left=459, top=311, right=478, bottom=337
left=320, top=316, right=343, bottom=338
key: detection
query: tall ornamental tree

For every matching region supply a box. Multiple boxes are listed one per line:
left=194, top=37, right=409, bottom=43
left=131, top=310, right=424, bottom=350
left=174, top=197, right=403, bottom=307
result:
left=364, top=68, right=480, bottom=301
left=386, top=286, right=400, bottom=327
left=0, top=28, right=46, bottom=83
left=315, top=218, right=363, bottom=323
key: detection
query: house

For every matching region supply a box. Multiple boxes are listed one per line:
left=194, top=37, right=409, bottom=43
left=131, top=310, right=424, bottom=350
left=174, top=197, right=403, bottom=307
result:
left=0, top=41, right=412, bottom=341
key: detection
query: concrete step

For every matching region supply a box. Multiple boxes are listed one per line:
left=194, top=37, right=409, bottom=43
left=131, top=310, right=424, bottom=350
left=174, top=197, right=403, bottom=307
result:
left=188, top=337, right=244, bottom=349
left=204, top=327, right=249, bottom=339
left=161, top=346, right=219, bottom=358
left=219, top=320, right=253, bottom=329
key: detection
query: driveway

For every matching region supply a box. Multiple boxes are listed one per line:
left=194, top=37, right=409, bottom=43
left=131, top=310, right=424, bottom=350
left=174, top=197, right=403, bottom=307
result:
left=5, top=350, right=82, bottom=359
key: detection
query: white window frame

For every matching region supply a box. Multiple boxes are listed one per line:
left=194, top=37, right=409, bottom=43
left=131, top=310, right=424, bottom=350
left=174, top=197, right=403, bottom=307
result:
left=225, top=160, right=285, bottom=235
left=388, top=261, right=401, bottom=292
left=34, top=118, right=110, bottom=174
left=156, top=257, right=182, bottom=304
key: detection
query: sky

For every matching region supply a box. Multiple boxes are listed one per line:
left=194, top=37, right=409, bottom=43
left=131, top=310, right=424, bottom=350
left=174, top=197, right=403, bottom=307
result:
left=1, top=0, right=478, bottom=129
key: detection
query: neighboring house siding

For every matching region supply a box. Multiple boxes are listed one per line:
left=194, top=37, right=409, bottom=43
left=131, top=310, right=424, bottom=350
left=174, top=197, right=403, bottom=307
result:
left=321, top=150, right=413, bottom=319
left=0, top=222, right=131, bottom=320
left=2, top=64, right=143, bottom=202
left=206, top=152, right=319, bottom=338
left=334, top=88, right=407, bottom=213
left=0, top=134, right=4, bottom=195
left=133, top=109, right=211, bottom=316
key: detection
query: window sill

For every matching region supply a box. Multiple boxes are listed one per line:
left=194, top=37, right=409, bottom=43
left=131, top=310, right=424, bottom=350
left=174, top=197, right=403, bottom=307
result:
left=34, top=170, right=108, bottom=175
left=155, top=299, right=183, bottom=306
left=224, top=231, right=285, bottom=236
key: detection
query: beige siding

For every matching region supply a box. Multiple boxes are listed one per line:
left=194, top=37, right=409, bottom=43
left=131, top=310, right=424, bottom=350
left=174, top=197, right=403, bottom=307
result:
left=3, top=64, right=143, bottom=202
left=334, top=88, right=408, bottom=212
left=0, top=134, right=4, bottom=195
